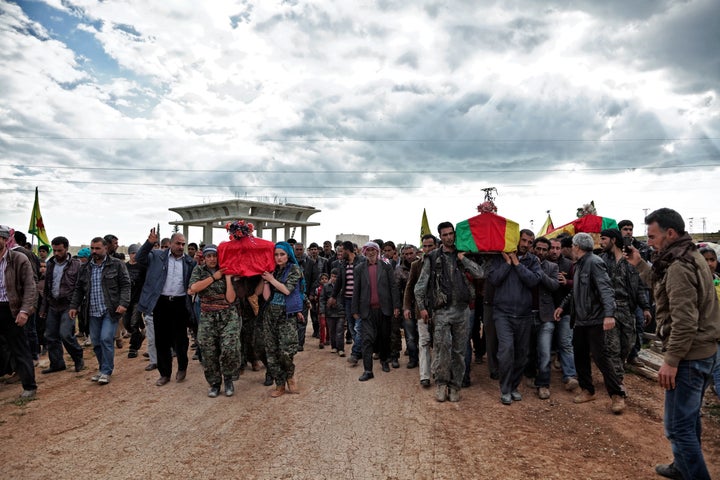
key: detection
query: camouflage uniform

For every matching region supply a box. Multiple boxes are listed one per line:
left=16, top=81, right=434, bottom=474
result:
left=600, top=253, right=648, bottom=380
left=414, top=249, right=485, bottom=391
left=190, top=265, right=241, bottom=387
left=263, top=264, right=301, bottom=387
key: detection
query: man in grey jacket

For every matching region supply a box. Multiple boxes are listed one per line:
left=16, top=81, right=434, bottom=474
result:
left=554, top=232, right=625, bottom=414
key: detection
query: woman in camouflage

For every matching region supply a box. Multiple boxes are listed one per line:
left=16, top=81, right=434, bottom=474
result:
left=261, top=241, right=305, bottom=398
left=188, top=244, right=240, bottom=398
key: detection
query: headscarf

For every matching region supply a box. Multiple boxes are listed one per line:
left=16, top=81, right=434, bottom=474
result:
left=362, top=241, right=380, bottom=255
left=76, top=247, right=91, bottom=258
left=275, top=241, right=306, bottom=295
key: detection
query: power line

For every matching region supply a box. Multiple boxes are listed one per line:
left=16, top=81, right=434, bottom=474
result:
left=1, top=163, right=718, bottom=175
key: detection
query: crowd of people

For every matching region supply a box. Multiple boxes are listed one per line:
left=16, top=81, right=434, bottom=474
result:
left=1, top=206, right=719, bottom=480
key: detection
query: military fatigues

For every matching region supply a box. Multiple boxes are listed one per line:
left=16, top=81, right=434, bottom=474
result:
left=600, top=254, right=647, bottom=380
left=190, top=265, right=241, bottom=387
left=414, top=249, right=485, bottom=391
left=263, top=264, right=301, bottom=387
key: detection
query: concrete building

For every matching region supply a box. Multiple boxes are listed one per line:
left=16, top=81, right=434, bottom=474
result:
left=168, top=199, right=321, bottom=245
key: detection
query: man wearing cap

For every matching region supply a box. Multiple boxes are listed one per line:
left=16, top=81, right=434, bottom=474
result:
left=0, top=225, right=38, bottom=398
left=352, top=241, right=401, bottom=381
left=415, top=222, right=486, bottom=402
left=39, top=236, right=85, bottom=374
left=599, top=228, right=651, bottom=385
left=136, top=229, right=196, bottom=386
left=69, top=237, right=130, bottom=385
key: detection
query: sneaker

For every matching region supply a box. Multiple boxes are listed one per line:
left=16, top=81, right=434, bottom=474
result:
left=654, top=463, right=683, bottom=480
left=330, top=348, right=337, bottom=353
left=448, top=388, right=460, bottom=402
left=435, top=384, right=447, bottom=402
left=208, top=385, right=221, bottom=398
left=565, top=378, right=580, bottom=391
left=83, top=338, right=92, bottom=347
left=538, top=387, right=550, bottom=400
left=500, top=393, right=512, bottom=405
left=511, top=390, right=522, bottom=401
left=420, top=379, right=431, bottom=388
left=338, top=350, right=345, bottom=357
left=91, top=373, right=102, bottom=382
left=574, top=389, right=597, bottom=404
left=98, top=374, right=110, bottom=385
left=611, top=395, right=625, bottom=414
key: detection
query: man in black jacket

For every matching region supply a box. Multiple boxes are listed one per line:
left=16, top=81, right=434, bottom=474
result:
left=555, top=232, right=625, bottom=414
left=39, top=236, right=84, bottom=374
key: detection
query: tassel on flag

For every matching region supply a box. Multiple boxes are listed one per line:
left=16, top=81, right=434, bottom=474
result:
left=28, top=187, right=51, bottom=250
left=420, top=208, right=431, bottom=244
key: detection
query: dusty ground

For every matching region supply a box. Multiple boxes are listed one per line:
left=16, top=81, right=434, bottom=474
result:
left=1, top=328, right=719, bottom=480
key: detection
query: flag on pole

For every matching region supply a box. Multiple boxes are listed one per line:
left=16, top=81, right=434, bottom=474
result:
left=420, top=209, right=431, bottom=244
left=28, top=187, right=51, bottom=250
left=537, top=211, right=554, bottom=237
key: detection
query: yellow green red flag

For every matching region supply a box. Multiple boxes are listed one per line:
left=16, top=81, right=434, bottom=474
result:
left=455, top=212, right=520, bottom=253
left=28, top=187, right=51, bottom=250
left=420, top=208, right=431, bottom=244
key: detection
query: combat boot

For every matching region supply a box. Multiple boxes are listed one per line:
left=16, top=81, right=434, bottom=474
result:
left=271, top=385, right=286, bottom=398
left=611, top=395, right=625, bottom=414
left=287, top=376, right=299, bottom=394
left=263, top=372, right=274, bottom=386
left=224, top=377, right=235, bottom=397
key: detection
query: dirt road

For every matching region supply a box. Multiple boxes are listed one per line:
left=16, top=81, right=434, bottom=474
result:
left=1, top=333, right=719, bottom=480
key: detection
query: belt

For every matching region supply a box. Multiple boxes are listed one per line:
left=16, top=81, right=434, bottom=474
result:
left=160, top=295, right=186, bottom=302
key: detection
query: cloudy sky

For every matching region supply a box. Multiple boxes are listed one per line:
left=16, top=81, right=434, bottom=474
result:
left=1, top=0, right=718, bottom=248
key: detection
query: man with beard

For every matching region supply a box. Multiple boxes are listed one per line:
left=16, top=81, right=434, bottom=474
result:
left=627, top=208, right=720, bottom=480
left=488, top=229, right=542, bottom=405
left=69, top=237, right=130, bottom=385
left=395, top=244, right=419, bottom=369
left=599, top=228, right=651, bottom=382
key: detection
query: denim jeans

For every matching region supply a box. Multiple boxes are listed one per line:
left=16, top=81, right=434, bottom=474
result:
left=417, top=317, right=432, bottom=382
left=349, top=310, right=363, bottom=360
left=494, top=312, right=532, bottom=395
left=555, top=314, right=577, bottom=381
left=45, top=308, right=84, bottom=368
left=89, top=311, right=117, bottom=375
left=402, top=316, right=419, bottom=364
left=464, top=309, right=475, bottom=381
left=664, top=351, right=718, bottom=480
left=534, top=319, right=555, bottom=388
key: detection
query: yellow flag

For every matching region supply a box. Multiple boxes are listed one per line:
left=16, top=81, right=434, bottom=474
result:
left=28, top=187, right=51, bottom=249
left=536, top=212, right=554, bottom=237
left=420, top=208, right=431, bottom=244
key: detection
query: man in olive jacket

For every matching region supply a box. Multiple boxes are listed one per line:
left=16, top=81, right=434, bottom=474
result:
left=627, top=208, right=720, bottom=480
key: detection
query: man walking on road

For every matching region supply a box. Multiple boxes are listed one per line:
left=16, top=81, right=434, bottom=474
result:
left=627, top=208, right=720, bottom=480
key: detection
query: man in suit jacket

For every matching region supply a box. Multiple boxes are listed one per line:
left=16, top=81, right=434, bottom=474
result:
left=352, top=242, right=400, bottom=381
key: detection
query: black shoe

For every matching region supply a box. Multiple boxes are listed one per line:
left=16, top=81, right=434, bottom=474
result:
left=490, top=371, right=499, bottom=380
left=381, top=362, right=390, bottom=372
left=224, top=379, right=235, bottom=397
left=420, top=379, right=431, bottom=388
left=407, top=360, right=418, bottom=369
left=208, top=385, right=221, bottom=398
left=319, top=343, right=324, bottom=349
left=74, top=359, right=85, bottom=372
left=655, top=463, right=683, bottom=480
left=391, top=359, right=400, bottom=369
left=263, top=373, right=274, bottom=386
left=358, top=371, right=374, bottom=382
left=145, top=363, right=157, bottom=371
left=461, top=377, right=471, bottom=388
left=297, top=346, right=304, bottom=352
left=345, top=338, right=353, bottom=344
left=41, top=366, right=66, bottom=374
left=128, top=350, right=138, bottom=359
